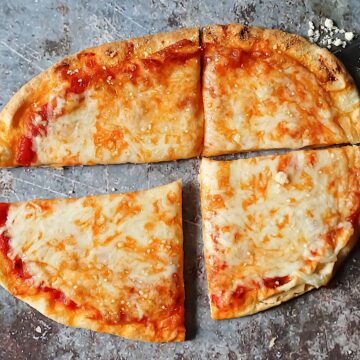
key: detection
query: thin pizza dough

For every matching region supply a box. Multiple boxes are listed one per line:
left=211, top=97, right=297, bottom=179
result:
left=200, top=146, right=360, bottom=320
left=0, top=181, right=185, bottom=342
left=0, top=28, right=203, bottom=167
left=202, top=24, right=360, bottom=156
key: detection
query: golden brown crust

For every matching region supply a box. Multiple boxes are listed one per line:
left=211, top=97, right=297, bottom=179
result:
left=210, top=283, right=314, bottom=320
left=0, top=281, right=184, bottom=342
left=85, top=27, right=199, bottom=64
left=202, top=24, right=360, bottom=155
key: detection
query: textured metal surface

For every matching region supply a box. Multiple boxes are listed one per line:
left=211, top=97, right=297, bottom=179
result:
left=0, top=1, right=359, bottom=359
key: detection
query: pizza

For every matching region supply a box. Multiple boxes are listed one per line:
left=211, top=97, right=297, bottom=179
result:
left=200, top=146, right=360, bottom=320
left=0, top=28, right=203, bottom=167
left=202, top=24, right=360, bottom=156
left=0, top=181, right=185, bottom=342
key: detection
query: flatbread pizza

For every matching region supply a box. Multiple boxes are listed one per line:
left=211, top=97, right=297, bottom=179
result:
left=202, top=24, right=360, bottom=156
left=0, top=181, right=185, bottom=342
left=0, top=29, right=203, bottom=167
left=200, top=146, right=360, bottom=319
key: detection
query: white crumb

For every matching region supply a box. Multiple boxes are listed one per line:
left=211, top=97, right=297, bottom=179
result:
left=269, top=336, right=277, bottom=348
left=35, top=326, right=42, bottom=333
left=274, top=171, right=289, bottom=185
left=324, top=18, right=334, bottom=29
left=333, top=38, right=342, bottom=46
left=345, top=32, right=354, bottom=41
left=307, top=18, right=356, bottom=49
left=111, top=187, right=116, bottom=191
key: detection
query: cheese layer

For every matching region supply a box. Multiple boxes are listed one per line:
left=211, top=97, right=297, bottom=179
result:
left=0, top=181, right=184, bottom=341
left=200, top=146, right=360, bottom=319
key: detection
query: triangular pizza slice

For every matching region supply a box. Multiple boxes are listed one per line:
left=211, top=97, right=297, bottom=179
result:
left=0, top=28, right=203, bottom=167
left=200, top=146, right=360, bottom=319
left=0, top=181, right=185, bottom=342
left=202, top=24, right=360, bottom=156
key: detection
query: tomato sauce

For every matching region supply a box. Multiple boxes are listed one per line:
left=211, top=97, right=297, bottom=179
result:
left=15, top=136, right=36, bottom=166
left=263, top=275, right=290, bottom=289
left=346, top=207, right=360, bottom=227
left=211, top=294, right=222, bottom=308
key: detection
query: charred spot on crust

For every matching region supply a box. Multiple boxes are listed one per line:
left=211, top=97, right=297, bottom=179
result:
left=124, top=42, right=135, bottom=60
left=319, top=56, right=338, bottom=82
left=283, top=34, right=302, bottom=50
left=105, top=48, right=118, bottom=58
left=220, top=25, right=230, bottom=38
left=239, top=26, right=250, bottom=40
left=53, top=60, right=70, bottom=73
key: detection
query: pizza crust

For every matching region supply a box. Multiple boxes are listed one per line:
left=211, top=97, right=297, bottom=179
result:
left=202, top=24, right=360, bottom=156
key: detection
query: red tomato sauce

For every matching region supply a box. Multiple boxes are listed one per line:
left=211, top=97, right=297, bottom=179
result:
left=346, top=207, right=360, bottom=227
left=15, top=102, right=53, bottom=166
left=15, top=136, right=36, bottom=167
left=263, top=275, right=290, bottom=289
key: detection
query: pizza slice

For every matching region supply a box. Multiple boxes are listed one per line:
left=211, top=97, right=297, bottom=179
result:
left=200, top=146, right=360, bottom=320
left=0, top=181, right=185, bottom=342
left=0, top=28, right=203, bottom=167
left=202, top=24, right=360, bottom=156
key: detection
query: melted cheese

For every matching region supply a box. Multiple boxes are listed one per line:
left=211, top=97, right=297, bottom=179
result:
left=1, top=181, right=184, bottom=336
left=34, top=94, right=97, bottom=165
left=200, top=146, right=360, bottom=319
left=202, top=44, right=354, bottom=156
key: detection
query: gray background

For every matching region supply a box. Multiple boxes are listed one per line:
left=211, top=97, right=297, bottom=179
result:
left=0, top=1, right=359, bottom=359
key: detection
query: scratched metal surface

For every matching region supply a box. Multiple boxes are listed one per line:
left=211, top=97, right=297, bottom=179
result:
left=0, top=1, right=359, bottom=359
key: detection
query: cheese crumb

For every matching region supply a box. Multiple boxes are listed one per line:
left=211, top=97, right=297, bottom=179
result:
left=274, top=171, right=289, bottom=185
left=307, top=18, right=355, bottom=48
left=324, top=18, right=334, bottom=29
left=35, top=326, right=42, bottom=334
left=269, top=336, right=277, bottom=348
left=345, top=32, right=354, bottom=41
left=333, top=38, right=342, bottom=46
left=233, top=134, right=241, bottom=143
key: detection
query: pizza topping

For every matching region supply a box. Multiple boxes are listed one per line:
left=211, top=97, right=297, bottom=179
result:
left=274, top=171, right=289, bottom=185
left=0, top=203, right=9, bottom=227
left=28, top=103, right=50, bottom=137
left=203, top=36, right=344, bottom=155
left=56, top=39, right=199, bottom=97
left=0, top=205, right=80, bottom=310
left=15, top=136, right=36, bottom=166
